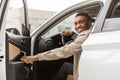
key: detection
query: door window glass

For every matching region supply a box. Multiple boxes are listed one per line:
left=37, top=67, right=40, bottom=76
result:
left=5, top=0, right=24, bottom=35
left=102, top=0, right=120, bottom=31
left=44, top=14, right=76, bottom=36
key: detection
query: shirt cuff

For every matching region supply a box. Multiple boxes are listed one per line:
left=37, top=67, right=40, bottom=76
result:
left=71, top=32, right=77, bottom=40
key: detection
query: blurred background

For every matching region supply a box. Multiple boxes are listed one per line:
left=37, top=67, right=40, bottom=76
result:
left=6, top=0, right=88, bottom=34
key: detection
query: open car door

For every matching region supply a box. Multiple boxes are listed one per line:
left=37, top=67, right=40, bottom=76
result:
left=0, top=0, right=31, bottom=80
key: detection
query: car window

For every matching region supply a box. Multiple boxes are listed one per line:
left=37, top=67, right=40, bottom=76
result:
left=44, top=14, right=76, bottom=36
left=5, top=0, right=24, bottom=35
left=102, top=0, right=120, bottom=32
left=43, top=4, right=101, bottom=37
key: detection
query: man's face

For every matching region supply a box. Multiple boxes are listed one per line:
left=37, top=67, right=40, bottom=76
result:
left=74, top=16, right=91, bottom=33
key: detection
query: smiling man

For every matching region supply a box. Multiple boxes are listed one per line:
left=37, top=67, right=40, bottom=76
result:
left=21, top=12, right=92, bottom=80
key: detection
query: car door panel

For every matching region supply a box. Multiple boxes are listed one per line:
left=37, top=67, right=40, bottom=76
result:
left=7, top=32, right=31, bottom=53
left=79, top=31, right=120, bottom=80
left=6, top=32, right=31, bottom=80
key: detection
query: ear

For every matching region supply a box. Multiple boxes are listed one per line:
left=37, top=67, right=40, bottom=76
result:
left=88, top=20, right=92, bottom=27
left=86, top=20, right=92, bottom=30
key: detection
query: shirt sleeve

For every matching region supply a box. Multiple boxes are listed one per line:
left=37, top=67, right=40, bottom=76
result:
left=37, top=30, right=90, bottom=61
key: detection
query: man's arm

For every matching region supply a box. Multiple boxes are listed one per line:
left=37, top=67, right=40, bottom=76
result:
left=21, top=29, right=90, bottom=64
left=37, top=29, right=90, bottom=61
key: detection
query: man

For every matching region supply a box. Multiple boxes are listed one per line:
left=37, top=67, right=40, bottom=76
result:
left=21, top=12, right=92, bottom=80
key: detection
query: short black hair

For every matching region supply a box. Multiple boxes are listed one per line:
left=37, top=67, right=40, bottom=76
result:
left=75, top=12, right=91, bottom=21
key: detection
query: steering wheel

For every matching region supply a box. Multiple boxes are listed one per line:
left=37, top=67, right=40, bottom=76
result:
left=61, top=35, right=65, bottom=45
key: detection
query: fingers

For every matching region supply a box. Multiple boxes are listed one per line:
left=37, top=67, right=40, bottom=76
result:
left=20, top=56, right=26, bottom=62
left=61, top=31, right=66, bottom=35
left=20, top=57, right=27, bottom=63
left=20, top=56, right=32, bottom=64
left=61, top=30, right=72, bottom=36
left=20, top=55, right=38, bottom=64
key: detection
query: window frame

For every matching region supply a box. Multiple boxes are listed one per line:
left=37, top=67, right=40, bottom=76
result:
left=43, top=2, right=102, bottom=37
left=92, top=0, right=112, bottom=33
left=33, top=1, right=103, bottom=38
left=102, top=0, right=120, bottom=32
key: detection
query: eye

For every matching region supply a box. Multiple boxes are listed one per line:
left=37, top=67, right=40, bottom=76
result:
left=74, top=22, right=77, bottom=25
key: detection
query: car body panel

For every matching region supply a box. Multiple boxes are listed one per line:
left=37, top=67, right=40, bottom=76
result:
left=79, top=31, right=120, bottom=80
left=79, top=0, right=120, bottom=80
left=0, top=0, right=8, bottom=80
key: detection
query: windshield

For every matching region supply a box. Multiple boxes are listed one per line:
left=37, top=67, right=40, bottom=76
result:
left=26, top=0, right=86, bottom=33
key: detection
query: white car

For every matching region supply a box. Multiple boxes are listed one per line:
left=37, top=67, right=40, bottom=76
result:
left=0, top=0, right=120, bottom=80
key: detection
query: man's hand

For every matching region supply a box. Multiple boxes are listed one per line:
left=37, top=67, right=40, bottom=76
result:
left=20, top=55, right=38, bottom=64
left=61, top=30, right=72, bottom=36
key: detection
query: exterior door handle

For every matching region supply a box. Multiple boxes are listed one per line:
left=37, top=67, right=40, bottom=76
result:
left=0, top=56, right=4, bottom=62
left=0, top=55, right=4, bottom=58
